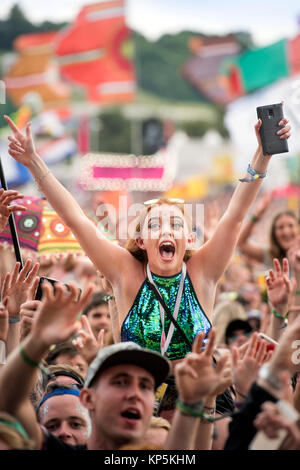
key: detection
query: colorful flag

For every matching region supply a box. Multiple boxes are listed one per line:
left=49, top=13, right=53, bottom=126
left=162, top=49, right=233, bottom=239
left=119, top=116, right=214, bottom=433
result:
left=182, top=35, right=241, bottom=105
left=223, top=40, right=289, bottom=98
left=55, top=1, right=136, bottom=103
left=222, top=35, right=300, bottom=101
left=4, top=31, right=70, bottom=108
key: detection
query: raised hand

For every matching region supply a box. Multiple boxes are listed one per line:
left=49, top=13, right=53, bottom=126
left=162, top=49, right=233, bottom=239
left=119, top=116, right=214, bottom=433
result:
left=266, top=258, right=295, bottom=317
left=209, top=352, right=233, bottom=397
left=0, top=189, right=26, bottom=233
left=267, top=315, right=300, bottom=375
left=253, top=399, right=300, bottom=450
left=4, top=115, right=37, bottom=167
left=19, top=277, right=41, bottom=342
left=253, top=192, right=272, bottom=219
left=72, top=315, right=104, bottom=365
left=31, top=281, right=94, bottom=347
left=231, top=332, right=270, bottom=398
left=1, top=260, right=40, bottom=319
left=175, top=329, right=229, bottom=404
left=254, top=113, right=291, bottom=155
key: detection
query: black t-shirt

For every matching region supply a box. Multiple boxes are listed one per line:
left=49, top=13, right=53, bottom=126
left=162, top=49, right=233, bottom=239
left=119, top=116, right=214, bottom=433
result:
left=216, top=387, right=235, bottom=415
left=41, top=429, right=87, bottom=451
left=224, top=382, right=277, bottom=450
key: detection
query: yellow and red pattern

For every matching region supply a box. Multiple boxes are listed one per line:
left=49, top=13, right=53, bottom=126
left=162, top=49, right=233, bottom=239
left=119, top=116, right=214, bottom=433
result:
left=0, top=196, right=95, bottom=259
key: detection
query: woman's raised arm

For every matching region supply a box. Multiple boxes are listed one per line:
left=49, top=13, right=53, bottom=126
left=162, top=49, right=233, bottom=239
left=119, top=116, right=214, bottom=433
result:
left=190, top=117, right=291, bottom=283
left=4, top=116, right=136, bottom=284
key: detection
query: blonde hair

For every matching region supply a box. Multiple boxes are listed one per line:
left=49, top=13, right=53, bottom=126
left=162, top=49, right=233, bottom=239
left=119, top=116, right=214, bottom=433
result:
left=0, top=412, right=35, bottom=450
left=126, top=198, right=195, bottom=263
left=150, top=415, right=171, bottom=431
left=212, top=300, right=247, bottom=347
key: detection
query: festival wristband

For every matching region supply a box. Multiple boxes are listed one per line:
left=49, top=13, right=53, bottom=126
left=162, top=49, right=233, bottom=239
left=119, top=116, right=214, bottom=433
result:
left=239, top=164, right=267, bottom=183
left=176, top=400, right=216, bottom=423
left=271, top=308, right=289, bottom=320
left=8, top=317, right=20, bottom=323
left=19, top=344, right=39, bottom=368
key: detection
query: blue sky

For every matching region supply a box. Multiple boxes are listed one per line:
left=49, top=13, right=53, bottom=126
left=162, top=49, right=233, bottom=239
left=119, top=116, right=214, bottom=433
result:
left=1, top=0, right=300, bottom=45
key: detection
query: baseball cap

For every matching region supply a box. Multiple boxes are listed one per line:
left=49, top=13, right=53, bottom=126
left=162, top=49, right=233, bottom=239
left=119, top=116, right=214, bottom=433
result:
left=85, top=342, right=171, bottom=389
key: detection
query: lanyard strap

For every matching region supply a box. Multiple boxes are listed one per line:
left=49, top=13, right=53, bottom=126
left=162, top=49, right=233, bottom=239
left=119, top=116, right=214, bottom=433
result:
left=147, top=263, right=186, bottom=356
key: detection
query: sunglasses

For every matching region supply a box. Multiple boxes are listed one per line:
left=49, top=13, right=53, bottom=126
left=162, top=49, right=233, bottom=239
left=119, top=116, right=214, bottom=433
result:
left=143, top=198, right=185, bottom=206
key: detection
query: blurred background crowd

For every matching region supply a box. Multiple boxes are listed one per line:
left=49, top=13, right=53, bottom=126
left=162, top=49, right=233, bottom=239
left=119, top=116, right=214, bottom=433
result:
left=0, top=0, right=300, bottom=452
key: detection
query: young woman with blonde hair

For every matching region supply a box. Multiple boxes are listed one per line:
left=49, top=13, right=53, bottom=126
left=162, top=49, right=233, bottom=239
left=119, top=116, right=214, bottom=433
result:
left=4, top=114, right=291, bottom=368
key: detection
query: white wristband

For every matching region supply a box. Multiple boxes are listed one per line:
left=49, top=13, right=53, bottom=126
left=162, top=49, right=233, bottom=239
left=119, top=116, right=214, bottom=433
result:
left=0, top=340, right=6, bottom=364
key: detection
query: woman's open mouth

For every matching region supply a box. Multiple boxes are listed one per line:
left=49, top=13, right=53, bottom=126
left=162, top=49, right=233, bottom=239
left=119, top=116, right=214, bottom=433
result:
left=159, top=241, right=175, bottom=260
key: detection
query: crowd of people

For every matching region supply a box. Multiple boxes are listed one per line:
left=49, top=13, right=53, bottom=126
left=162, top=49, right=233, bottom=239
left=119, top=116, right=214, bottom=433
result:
left=0, top=112, right=300, bottom=452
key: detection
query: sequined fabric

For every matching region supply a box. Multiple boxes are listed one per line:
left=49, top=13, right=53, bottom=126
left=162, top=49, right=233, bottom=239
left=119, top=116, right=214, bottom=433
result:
left=121, top=270, right=211, bottom=360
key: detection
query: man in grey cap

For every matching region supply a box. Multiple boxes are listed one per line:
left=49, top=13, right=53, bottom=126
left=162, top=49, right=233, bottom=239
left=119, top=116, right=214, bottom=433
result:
left=79, top=342, right=170, bottom=450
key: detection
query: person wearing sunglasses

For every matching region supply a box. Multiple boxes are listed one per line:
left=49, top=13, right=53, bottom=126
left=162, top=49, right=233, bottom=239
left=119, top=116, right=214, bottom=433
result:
left=225, top=319, right=253, bottom=350
left=4, top=114, right=291, bottom=370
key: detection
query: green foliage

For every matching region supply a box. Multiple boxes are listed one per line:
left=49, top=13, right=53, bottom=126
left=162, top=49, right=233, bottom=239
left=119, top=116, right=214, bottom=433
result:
left=134, top=31, right=207, bottom=103
left=0, top=4, right=67, bottom=50
left=97, top=109, right=131, bottom=154
left=180, top=120, right=212, bottom=138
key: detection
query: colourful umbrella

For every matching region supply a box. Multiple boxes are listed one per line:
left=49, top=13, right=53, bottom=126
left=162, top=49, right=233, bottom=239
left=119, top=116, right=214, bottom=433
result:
left=0, top=196, right=89, bottom=260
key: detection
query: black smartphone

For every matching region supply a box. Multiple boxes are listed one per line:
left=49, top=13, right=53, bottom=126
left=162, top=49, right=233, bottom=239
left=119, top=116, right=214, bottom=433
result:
left=256, top=103, right=289, bottom=156
left=35, top=277, right=58, bottom=301
left=35, top=277, right=81, bottom=301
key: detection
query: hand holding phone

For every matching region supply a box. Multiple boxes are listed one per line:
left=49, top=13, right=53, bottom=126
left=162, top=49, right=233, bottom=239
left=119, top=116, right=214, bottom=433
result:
left=35, top=277, right=81, bottom=301
left=256, top=103, right=289, bottom=156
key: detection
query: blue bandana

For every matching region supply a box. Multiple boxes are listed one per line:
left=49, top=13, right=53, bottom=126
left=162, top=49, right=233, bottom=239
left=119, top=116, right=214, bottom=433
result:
left=36, top=387, right=80, bottom=414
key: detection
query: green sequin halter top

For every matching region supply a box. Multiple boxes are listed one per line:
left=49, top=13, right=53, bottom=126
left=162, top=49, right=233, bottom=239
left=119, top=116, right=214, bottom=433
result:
left=121, top=267, right=211, bottom=360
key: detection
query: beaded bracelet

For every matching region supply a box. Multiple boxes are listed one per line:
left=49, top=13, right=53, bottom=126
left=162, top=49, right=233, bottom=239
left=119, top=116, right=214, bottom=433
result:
left=239, top=164, right=267, bottom=183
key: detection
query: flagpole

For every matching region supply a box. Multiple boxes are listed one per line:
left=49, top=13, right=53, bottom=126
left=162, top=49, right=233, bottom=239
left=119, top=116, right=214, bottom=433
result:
left=0, top=157, right=23, bottom=268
